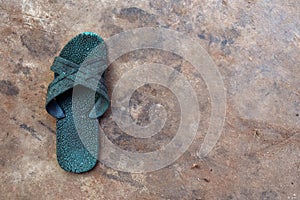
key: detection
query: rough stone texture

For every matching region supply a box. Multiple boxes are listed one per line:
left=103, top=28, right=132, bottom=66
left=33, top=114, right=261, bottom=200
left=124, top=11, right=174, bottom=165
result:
left=0, top=0, right=299, bottom=199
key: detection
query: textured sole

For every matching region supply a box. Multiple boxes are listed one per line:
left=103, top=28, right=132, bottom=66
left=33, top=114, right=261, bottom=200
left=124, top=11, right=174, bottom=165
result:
left=55, top=32, right=104, bottom=173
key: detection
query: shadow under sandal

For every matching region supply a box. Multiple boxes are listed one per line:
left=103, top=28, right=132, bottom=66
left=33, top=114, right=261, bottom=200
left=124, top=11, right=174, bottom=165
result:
left=45, top=32, right=109, bottom=173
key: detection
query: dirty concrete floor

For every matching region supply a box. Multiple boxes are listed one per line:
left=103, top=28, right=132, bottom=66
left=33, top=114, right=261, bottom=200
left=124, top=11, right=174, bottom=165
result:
left=0, top=0, right=300, bottom=199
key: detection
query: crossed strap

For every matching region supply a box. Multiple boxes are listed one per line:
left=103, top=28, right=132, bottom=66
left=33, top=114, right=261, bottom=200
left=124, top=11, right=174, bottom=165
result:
left=46, top=56, right=109, bottom=119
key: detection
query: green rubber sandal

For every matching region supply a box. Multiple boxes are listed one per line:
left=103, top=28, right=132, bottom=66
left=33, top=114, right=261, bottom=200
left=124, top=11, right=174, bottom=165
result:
left=45, top=32, right=109, bottom=173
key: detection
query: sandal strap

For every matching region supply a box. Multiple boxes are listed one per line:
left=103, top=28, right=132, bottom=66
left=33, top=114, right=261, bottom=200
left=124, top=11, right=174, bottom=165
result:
left=46, top=55, right=109, bottom=119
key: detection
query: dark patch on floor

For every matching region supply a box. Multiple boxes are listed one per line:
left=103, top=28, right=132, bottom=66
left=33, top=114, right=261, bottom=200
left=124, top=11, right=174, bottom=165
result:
left=0, top=158, right=5, bottom=167
left=20, top=30, right=60, bottom=58
left=198, top=33, right=206, bottom=40
left=12, top=58, right=31, bottom=75
left=223, top=27, right=240, bottom=42
left=101, top=24, right=124, bottom=37
left=198, top=27, right=239, bottom=49
left=101, top=170, right=144, bottom=188
left=0, top=80, right=19, bottom=96
left=20, top=123, right=42, bottom=141
left=260, top=190, right=279, bottom=200
left=38, top=120, right=55, bottom=134
left=116, top=7, right=156, bottom=25
left=208, top=33, right=221, bottom=45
